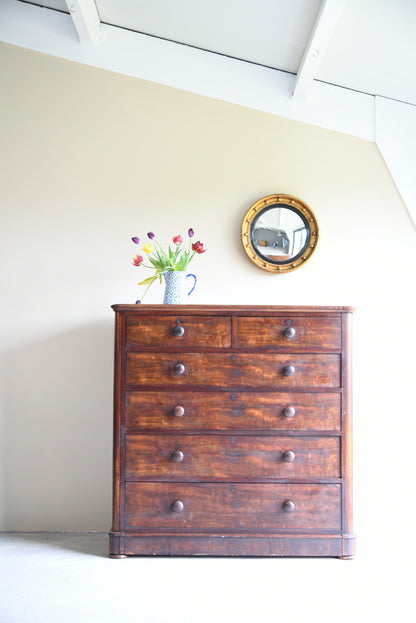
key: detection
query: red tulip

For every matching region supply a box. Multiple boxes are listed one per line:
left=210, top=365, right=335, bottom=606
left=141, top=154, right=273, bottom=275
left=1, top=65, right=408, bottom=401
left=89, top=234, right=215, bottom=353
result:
left=192, top=241, right=206, bottom=254
left=173, top=235, right=183, bottom=245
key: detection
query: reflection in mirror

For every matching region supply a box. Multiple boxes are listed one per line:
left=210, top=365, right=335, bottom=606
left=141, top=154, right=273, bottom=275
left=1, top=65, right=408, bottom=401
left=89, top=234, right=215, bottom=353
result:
left=241, top=194, right=318, bottom=273
left=251, top=206, right=308, bottom=263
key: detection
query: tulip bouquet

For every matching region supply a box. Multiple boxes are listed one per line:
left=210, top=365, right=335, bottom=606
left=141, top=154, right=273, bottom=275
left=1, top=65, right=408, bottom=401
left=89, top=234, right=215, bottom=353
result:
left=131, top=228, right=206, bottom=302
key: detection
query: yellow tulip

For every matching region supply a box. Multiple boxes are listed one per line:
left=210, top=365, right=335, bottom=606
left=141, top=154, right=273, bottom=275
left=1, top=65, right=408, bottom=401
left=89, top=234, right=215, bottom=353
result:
left=143, top=243, right=154, bottom=253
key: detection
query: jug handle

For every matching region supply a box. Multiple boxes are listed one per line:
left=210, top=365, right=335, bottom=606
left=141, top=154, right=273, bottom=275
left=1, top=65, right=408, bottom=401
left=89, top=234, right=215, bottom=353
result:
left=186, top=273, right=197, bottom=296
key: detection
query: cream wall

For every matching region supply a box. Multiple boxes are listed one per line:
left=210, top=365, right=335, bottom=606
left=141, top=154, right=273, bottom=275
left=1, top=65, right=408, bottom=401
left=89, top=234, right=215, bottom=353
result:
left=1, top=41, right=415, bottom=567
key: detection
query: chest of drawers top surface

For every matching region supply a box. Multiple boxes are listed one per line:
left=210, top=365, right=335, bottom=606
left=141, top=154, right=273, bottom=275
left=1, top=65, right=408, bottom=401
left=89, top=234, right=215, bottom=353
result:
left=112, top=305, right=353, bottom=311
left=110, top=305, right=355, bottom=559
left=114, top=305, right=352, bottom=350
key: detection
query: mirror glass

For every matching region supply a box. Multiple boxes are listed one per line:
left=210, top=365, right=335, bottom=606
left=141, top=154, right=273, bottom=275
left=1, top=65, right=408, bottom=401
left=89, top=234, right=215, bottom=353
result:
left=251, top=205, right=309, bottom=264
left=241, top=194, right=318, bottom=273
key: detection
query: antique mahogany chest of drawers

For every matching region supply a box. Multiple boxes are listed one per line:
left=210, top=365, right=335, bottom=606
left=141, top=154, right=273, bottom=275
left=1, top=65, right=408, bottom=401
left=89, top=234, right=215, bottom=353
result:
left=109, top=305, right=355, bottom=558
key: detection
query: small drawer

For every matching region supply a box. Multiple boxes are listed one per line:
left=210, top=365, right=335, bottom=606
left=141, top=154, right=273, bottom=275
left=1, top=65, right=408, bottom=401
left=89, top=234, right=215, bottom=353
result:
left=126, top=353, right=341, bottom=388
left=126, top=315, right=231, bottom=349
left=125, top=434, right=341, bottom=480
left=125, top=483, right=341, bottom=532
left=236, top=316, right=341, bottom=350
left=126, top=391, right=341, bottom=431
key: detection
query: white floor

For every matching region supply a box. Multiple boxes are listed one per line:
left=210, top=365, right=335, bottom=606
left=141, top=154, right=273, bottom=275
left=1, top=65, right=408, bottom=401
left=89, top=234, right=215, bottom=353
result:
left=0, top=532, right=413, bottom=623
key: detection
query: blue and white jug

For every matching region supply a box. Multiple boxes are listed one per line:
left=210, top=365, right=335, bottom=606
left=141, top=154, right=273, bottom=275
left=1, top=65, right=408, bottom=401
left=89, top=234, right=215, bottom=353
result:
left=163, top=271, right=197, bottom=304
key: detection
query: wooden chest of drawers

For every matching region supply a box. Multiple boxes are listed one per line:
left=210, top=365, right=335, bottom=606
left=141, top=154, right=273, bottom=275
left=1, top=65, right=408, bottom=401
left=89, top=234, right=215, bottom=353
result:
left=109, top=305, right=355, bottom=558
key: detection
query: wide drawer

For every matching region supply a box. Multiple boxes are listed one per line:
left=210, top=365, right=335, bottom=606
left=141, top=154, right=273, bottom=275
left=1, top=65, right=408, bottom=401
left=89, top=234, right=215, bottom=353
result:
left=237, top=316, right=341, bottom=350
left=125, top=434, right=340, bottom=480
left=124, top=483, right=341, bottom=532
left=126, top=391, right=341, bottom=431
left=126, top=315, right=231, bottom=349
left=126, top=353, right=340, bottom=388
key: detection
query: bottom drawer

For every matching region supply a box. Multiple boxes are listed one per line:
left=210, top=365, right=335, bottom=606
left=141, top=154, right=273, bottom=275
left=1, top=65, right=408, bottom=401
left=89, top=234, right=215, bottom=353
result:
left=125, top=483, right=341, bottom=532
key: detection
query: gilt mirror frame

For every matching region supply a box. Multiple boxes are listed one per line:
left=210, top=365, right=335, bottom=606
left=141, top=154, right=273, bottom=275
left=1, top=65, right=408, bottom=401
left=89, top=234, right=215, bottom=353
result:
left=241, top=194, right=319, bottom=273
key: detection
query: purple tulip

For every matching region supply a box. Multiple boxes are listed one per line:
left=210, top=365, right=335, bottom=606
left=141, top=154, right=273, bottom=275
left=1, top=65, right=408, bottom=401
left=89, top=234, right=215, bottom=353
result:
left=135, top=300, right=142, bottom=304
left=147, top=232, right=155, bottom=240
left=188, top=228, right=194, bottom=238
left=132, top=236, right=140, bottom=244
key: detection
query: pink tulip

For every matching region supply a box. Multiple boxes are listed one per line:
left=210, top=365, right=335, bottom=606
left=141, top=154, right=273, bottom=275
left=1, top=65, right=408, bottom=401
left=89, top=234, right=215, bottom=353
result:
left=173, top=235, right=183, bottom=245
left=132, top=254, right=144, bottom=266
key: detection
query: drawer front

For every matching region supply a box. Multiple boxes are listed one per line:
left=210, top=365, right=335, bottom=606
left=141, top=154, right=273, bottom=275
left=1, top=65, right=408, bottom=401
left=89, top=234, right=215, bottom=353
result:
left=125, top=435, right=340, bottom=480
left=126, top=315, right=231, bottom=349
left=126, top=391, right=341, bottom=431
left=237, top=316, right=341, bottom=350
left=126, top=353, right=340, bottom=388
left=125, top=482, right=341, bottom=531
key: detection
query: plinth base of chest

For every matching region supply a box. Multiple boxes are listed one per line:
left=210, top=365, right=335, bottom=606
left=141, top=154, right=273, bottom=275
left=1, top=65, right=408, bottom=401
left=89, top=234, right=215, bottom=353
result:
left=109, top=531, right=356, bottom=559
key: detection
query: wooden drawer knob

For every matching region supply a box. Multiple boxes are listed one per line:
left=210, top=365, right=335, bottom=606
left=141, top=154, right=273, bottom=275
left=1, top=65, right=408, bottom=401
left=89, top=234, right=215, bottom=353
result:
left=282, top=406, right=296, bottom=418
left=283, top=364, right=296, bottom=376
left=172, top=324, right=185, bottom=337
left=283, top=500, right=296, bottom=513
left=173, top=362, right=186, bottom=375
left=172, top=405, right=185, bottom=417
left=283, top=326, right=296, bottom=338
left=172, top=500, right=184, bottom=513
left=172, top=450, right=184, bottom=463
left=283, top=450, right=296, bottom=463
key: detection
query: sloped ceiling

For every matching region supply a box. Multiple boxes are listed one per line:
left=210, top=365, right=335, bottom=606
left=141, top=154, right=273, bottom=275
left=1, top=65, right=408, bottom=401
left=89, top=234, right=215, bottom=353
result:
left=18, top=0, right=416, bottom=106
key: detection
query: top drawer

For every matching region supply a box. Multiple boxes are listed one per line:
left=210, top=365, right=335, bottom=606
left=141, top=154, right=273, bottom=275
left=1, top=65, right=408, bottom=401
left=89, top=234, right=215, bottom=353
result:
left=126, top=315, right=231, bottom=349
left=237, top=316, right=341, bottom=350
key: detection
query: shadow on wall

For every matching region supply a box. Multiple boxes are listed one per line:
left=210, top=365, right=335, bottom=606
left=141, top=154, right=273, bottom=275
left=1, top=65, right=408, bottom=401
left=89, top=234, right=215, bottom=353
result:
left=2, top=321, right=114, bottom=531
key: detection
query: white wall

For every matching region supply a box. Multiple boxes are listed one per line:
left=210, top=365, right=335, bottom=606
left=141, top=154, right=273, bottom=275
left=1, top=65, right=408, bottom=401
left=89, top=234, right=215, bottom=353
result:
left=1, top=41, right=416, bottom=618
left=376, top=96, right=416, bottom=225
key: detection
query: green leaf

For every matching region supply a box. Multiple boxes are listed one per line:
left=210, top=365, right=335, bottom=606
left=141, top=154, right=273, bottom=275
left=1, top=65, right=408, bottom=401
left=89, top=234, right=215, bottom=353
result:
left=147, top=255, right=161, bottom=268
left=138, top=276, right=158, bottom=286
left=175, top=248, right=193, bottom=271
left=156, top=249, right=168, bottom=262
left=174, top=246, right=182, bottom=263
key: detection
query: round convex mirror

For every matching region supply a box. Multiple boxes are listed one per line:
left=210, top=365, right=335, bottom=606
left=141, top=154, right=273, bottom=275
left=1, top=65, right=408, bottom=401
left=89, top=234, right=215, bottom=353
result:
left=241, top=194, right=319, bottom=273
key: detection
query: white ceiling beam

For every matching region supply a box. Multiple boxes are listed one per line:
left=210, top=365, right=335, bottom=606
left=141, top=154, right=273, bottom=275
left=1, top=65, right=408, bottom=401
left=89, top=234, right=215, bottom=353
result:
left=64, top=0, right=101, bottom=44
left=0, top=0, right=373, bottom=140
left=292, top=0, right=347, bottom=101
